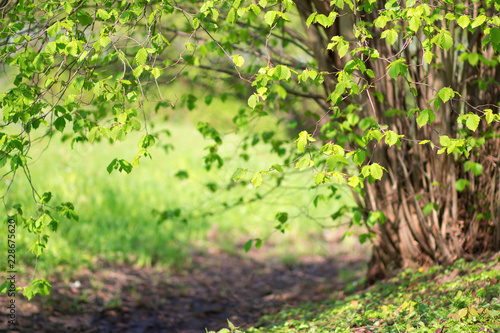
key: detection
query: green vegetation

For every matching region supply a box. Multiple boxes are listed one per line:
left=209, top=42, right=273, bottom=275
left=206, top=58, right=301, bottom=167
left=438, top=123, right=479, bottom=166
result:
left=214, top=258, right=500, bottom=333
left=2, top=0, right=500, bottom=331
left=2, top=119, right=362, bottom=277
left=1, top=0, right=500, bottom=306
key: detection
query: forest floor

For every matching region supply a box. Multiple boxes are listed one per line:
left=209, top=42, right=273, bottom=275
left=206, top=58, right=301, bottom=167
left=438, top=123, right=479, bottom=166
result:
left=0, top=249, right=368, bottom=332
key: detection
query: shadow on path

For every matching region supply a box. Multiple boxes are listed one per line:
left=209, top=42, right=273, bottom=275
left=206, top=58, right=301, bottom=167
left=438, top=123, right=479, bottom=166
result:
left=1, top=251, right=367, bottom=333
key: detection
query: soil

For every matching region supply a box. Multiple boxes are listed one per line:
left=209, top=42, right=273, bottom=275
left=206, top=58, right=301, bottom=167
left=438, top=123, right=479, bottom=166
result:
left=0, top=250, right=367, bottom=333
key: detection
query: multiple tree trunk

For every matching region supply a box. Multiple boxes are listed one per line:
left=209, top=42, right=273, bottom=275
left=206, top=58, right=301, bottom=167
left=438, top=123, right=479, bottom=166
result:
left=296, top=0, right=500, bottom=279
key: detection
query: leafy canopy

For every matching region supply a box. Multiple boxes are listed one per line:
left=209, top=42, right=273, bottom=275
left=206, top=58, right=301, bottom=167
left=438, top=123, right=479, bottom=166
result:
left=1, top=0, right=500, bottom=298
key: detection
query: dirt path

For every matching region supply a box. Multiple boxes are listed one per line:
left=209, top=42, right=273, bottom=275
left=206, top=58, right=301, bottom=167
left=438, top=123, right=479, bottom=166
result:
left=1, top=251, right=367, bottom=332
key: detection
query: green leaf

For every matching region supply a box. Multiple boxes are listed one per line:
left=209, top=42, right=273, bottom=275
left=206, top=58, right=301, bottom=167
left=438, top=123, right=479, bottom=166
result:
left=370, top=163, right=383, bottom=180
left=485, top=109, right=495, bottom=124
left=111, top=127, right=126, bottom=141
left=33, top=54, right=45, bottom=72
left=439, top=135, right=451, bottom=147
left=388, top=60, right=407, bottom=80
left=0, top=281, right=10, bottom=294
left=423, top=203, right=437, bottom=216
left=73, top=77, right=84, bottom=91
left=248, top=94, right=257, bottom=109
left=275, top=65, right=291, bottom=81
left=231, top=167, right=247, bottom=182
left=336, top=155, right=349, bottom=165
left=295, top=157, right=313, bottom=171
left=204, top=95, right=213, bottom=106
left=119, top=159, right=133, bottom=173
left=367, top=211, right=385, bottom=227
left=308, top=70, right=318, bottom=80
left=271, top=164, right=283, bottom=172
left=65, top=41, right=79, bottom=57
left=275, top=212, right=288, bottom=223
left=254, top=238, right=262, bottom=249
left=315, top=14, right=335, bottom=28
left=331, top=144, right=344, bottom=156
left=326, top=155, right=337, bottom=170
left=438, top=87, right=454, bottom=103
left=348, top=176, right=360, bottom=188
left=77, top=11, right=93, bottom=25
left=315, top=172, right=326, bottom=185
left=23, top=278, right=52, bottom=300
left=231, top=54, right=244, bottom=67
left=92, top=81, right=104, bottom=96
left=99, top=36, right=111, bottom=47
left=228, top=320, right=237, bottom=331
left=416, top=111, right=428, bottom=128
left=374, top=15, right=390, bottom=28
left=138, top=134, right=156, bottom=148
left=133, top=65, right=144, bottom=78
left=440, top=30, right=453, bottom=50
left=457, top=15, right=470, bottom=29
left=358, top=233, right=374, bottom=244
left=45, top=42, right=57, bottom=55
left=306, top=13, right=316, bottom=28
left=385, top=130, right=399, bottom=146
left=368, top=129, right=384, bottom=142
left=250, top=4, right=261, bottom=15
left=174, top=170, right=189, bottom=180
left=416, top=109, right=435, bottom=128
left=466, top=114, right=480, bottom=131
left=244, top=239, right=253, bottom=252
left=381, top=29, right=398, bottom=45
left=40, top=192, right=52, bottom=204
left=471, top=162, right=483, bottom=176
left=353, top=150, right=366, bottom=166
left=490, top=28, right=500, bottom=53
left=77, top=50, right=88, bottom=64
left=455, top=179, right=470, bottom=192
left=54, top=116, right=66, bottom=132
left=423, top=51, right=434, bottom=64
left=47, top=22, right=61, bottom=38
left=275, top=85, right=287, bottom=99
left=151, top=67, right=162, bottom=79
left=330, top=171, right=345, bottom=184
left=88, top=127, right=100, bottom=143
left=361, top=165, right=371, bottom=178
left=445, top=13, right=456, bottom=21
left=467, top=52, right=479, bottom=66
left=471, top=14, right=486, bottom=29
left=227, top=8, right=235, bottom=23
left=337, top=40, right=349, bottom=58
left=97, top=8, right=111, bottom=21
left=408, top=16, right=421, bottom=32
left=264, top=11, right=277, bottom=26
left=64, top=1, right=73, bottom=13
left=135, top=48, right=148, bottom=65
left=295, top=131, right=309, bottom=152
left=251, top=172, right=263, bottom=188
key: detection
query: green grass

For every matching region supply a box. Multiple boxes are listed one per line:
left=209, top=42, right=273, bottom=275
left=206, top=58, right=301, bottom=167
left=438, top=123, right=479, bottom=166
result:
left=2, top=118, right=366, bottom=278
left=225, top=257, right=500, bottom=333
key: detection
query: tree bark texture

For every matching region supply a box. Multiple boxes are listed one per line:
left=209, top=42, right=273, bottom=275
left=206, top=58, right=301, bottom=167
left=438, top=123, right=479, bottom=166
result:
left=298, top=0, right=500, bottom=280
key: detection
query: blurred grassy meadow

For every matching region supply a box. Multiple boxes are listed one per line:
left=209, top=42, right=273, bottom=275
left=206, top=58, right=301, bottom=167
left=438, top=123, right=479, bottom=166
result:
left=2, top=82, right=369, bottom=281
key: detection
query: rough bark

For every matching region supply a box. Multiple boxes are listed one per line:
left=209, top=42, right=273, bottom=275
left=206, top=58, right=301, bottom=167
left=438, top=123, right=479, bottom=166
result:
left=298, top=0, right=500, bottom=280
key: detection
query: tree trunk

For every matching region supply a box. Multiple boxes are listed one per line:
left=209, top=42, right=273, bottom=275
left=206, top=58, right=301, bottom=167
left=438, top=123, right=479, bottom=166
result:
left=298, top=0, right=500, bottom=281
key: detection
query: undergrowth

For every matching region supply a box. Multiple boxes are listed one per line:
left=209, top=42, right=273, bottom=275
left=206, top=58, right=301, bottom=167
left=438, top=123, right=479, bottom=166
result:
left=214, top=257, right=500, bottom=333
